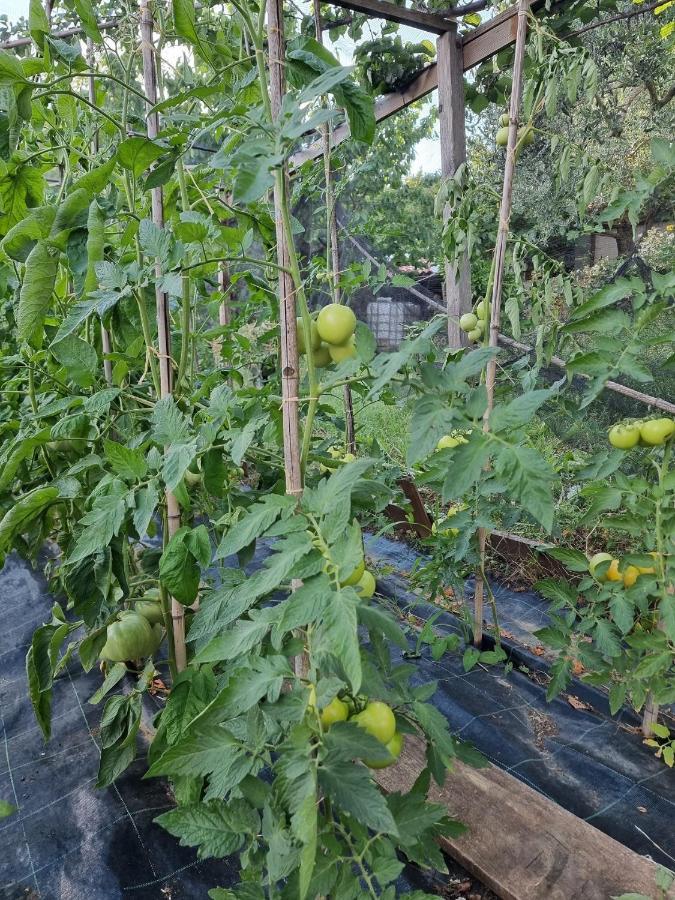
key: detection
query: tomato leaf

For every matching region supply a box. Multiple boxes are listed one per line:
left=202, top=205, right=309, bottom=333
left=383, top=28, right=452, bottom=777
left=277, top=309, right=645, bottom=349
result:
left=156, top=800, right=258, bottom=859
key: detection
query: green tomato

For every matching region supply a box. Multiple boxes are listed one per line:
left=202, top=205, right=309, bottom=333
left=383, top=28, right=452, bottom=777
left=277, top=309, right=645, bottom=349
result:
left=467, top=328, right=482, bottom=342
left=100, top=611, right=156, bottom=662
left=328, top=336, right=357, bottom=363
left=459, top=313, right=478, bottom=332
left=588, top=552, right=615, bottom=583
left=640, top=418, right=675, bottom=446
left=437, top=434, right=460, bottom=450
left=474, top=300, right=488, bottom=319
left=316, top=303, right=357, bottom=345
left=499, top=113, right=510, bottom=127
left=496, top=126, right=509, bottom=147
left=312, top=343, right=332, bottom=368
left=364, top=731, right=404, bottom=769
left=184, top=469, right=202, bottom=487
left=518, top=125, right=534, bottom=147
left=353, top=701, right=396, bottom=745
left=355, top=569, right=376, bottom=599
left=320, top=696, right=350, bottom=729
left=608, top=422, right=641, bottom=450
left=341, top=557, right=365, bottom=587
left=476, top=318, right=486, bottom=333
left=134, top=597, right=165, bottom=625
left=297, top=318, right=321, bottom=353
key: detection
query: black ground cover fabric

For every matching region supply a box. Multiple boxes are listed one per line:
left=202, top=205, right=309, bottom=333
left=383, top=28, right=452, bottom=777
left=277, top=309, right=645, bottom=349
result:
left=1, top=535, right=673, bottom=898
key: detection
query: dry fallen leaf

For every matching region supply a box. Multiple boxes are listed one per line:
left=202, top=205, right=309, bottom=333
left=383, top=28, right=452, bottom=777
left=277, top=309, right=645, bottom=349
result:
left=533, top=645, right=545, bottom=656
left=572, top=660, right=585, bottom=675
left=567, top=695, right=592, bottom=711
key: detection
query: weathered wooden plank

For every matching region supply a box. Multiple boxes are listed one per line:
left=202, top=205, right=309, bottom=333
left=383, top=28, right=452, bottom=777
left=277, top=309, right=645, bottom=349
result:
left=376, top=735, right=668, bottom=900
left=462, top=4, right=519, bottom=69
left=321, top=0, right=455, bottom=34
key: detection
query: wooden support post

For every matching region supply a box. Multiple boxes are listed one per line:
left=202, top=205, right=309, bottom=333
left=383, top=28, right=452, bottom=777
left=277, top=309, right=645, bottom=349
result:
left=437, top=24, right=471, bottom=349
left=268, top=0, right=303, bottom=503
left=86, top=37, right=113, bottom=386
left=139, top=0, right=186, bottom=673
left=473, top=0, right=529, bottom=648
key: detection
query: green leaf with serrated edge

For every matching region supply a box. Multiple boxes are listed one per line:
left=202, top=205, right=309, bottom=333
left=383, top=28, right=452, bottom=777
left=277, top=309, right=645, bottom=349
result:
left=215, top=495, right=295, bottom=559
left=88, top=662, right=126, bottom=705
left=593, top=619, right=622, bottom=658
left=357, top=604, right=408, bottom=649
left=441, top=436, right=491, bottom=502
left=633, top=651, right=672, bottom=680
left=0, top=429, right=50, bottom=492
left=535, top=578, right=578, bottom=607
left=311, top=589, right=361, bottom=692
left=318, top=755, right=398, bottom=835
left=163, top=440, right=197, bottom=491
left=271, top=575, right=333, bottom=649
left=130, top=483, right=156, bottom=539
left=68, top=485, right=128, bottom=564
left=609, top=682, right=627, bottom=716
left=323, top=721, right=391, bottom=762
left=194, top=616, right=273, bottom=664
left=546, top=657, right=571, bottom=701
left=0, top=486, right=59, bottom=553
left=366, top=317, right=444, bottom=398
left=156, top=800, right=257, bottom=860
left=103, top=440, right=148, bottom=482
left=63, top=0, right=102, bottom=42
left=543, top=546, right=589, bottom=572
left=533, top=627, right=569, bottom=651
left=146, top=724, right=241, bottom=778
left=159, top=528, right=200, bottom=605
left=490, top=384, right=560, bottom=433
left=17, top=239, right=59, bottom=347
left=161, top=668, right=218, bottom=745
left=152, top=395, right=191, bottom=444
left=660, top=594, right=675, bottom=643
left=117, top=137, right=164, bottom=178
left=609, top=593, right=634, bottom=635
left=494, top=444, right=555, bottom=533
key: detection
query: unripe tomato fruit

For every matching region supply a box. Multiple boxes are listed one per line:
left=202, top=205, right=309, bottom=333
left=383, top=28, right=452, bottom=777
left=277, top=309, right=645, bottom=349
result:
left=184, top=469, right=202, bottom=487
left=328, top=336, right=357, bottom=363
left=467, top=328, right=482, bottom=342
left=476, top=319, right=486, bottom=333
left=356, top=570, right=376, bottom=599
left=320, top=696, right=350, bottom=729
left=437, top=434, right=460, bottom=450
left=518, top=125, right=534, bottom=146
left=365, top=731, right=404, bottom=769
left=312, top=343, right=332, bottom=368
left=640, top=418, right=675, bottom=446
left=317, top=303, right=356, bottom=345
left=100, top=611, right=156, bottom=662
left=588, top=552, right=614, bottom=582
left=622, top=565, right=639, bottom=589
left=341, top=557, right=365, bottom=587
left=297, top=318, right=321, bottom=353
left=353, top=701, right=396, bottom=745
left=496, top=126, right=509, bottom=147
left=475, top=300, right=488, bottom=320
left=499, top=113, right=510, bottom=127
left=134, top=598, right=164, bottom=625
left=459, top=313, right=478, bottom=332
left=608, top=422, right=641, bottom=450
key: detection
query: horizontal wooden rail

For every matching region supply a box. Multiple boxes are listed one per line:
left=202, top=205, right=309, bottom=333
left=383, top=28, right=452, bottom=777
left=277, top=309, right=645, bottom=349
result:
left=321, top=0, right=455, bottom=34
left=0, top=18, right=120, bottom=49
left=498, top=333, right=675, bottom=415
left=375, top=735, right=666, bottom=900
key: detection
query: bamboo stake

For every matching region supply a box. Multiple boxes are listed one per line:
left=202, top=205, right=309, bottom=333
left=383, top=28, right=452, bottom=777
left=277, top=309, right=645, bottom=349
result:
left=473, top=0, right=530, bottom=648
left=312, top=0, right=356, bottom=455
left=86, top=37, right=113, bottom=386
left=139, top=0, right=186, bottom=673
left=268, top=0, right=304, bottom=502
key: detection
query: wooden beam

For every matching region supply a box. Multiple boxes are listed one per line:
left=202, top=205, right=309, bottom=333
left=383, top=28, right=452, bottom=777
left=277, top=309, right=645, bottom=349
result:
left=321, top=0, right=455, bottom=34
left=376, top=736, right=666, bottom=900
left=0, top=18, right=120, bottom=49
left=437, top=24, right=471, bottom=350
left=291, top=5, right=526, bottom=168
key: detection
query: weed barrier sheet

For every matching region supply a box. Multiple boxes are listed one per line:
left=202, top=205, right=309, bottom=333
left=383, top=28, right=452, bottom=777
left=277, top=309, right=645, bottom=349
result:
left=1, top=538, right=673, bottom=896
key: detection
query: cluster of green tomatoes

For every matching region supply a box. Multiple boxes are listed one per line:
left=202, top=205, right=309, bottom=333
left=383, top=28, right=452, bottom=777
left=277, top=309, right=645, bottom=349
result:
left=608, top=417, right=675, bottom=449
left=309, top=689, right=404, bottom=770
left=459, top=300, right=489, bottom=343
left=100, top=589, right=165, bottom=662
left=298, top=303, right=358, bottom=367
left=495, top=113, right=535, bottom=150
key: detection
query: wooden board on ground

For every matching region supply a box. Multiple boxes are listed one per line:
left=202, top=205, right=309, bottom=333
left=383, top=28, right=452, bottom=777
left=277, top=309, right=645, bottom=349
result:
left=376, top=735, right=668, bottom=900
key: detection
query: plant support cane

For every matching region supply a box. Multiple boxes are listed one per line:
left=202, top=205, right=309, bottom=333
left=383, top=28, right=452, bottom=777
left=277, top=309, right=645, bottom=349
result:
left=140, top=0, right=186, bottom=674
left=473, top=0, right=530, bottom=648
